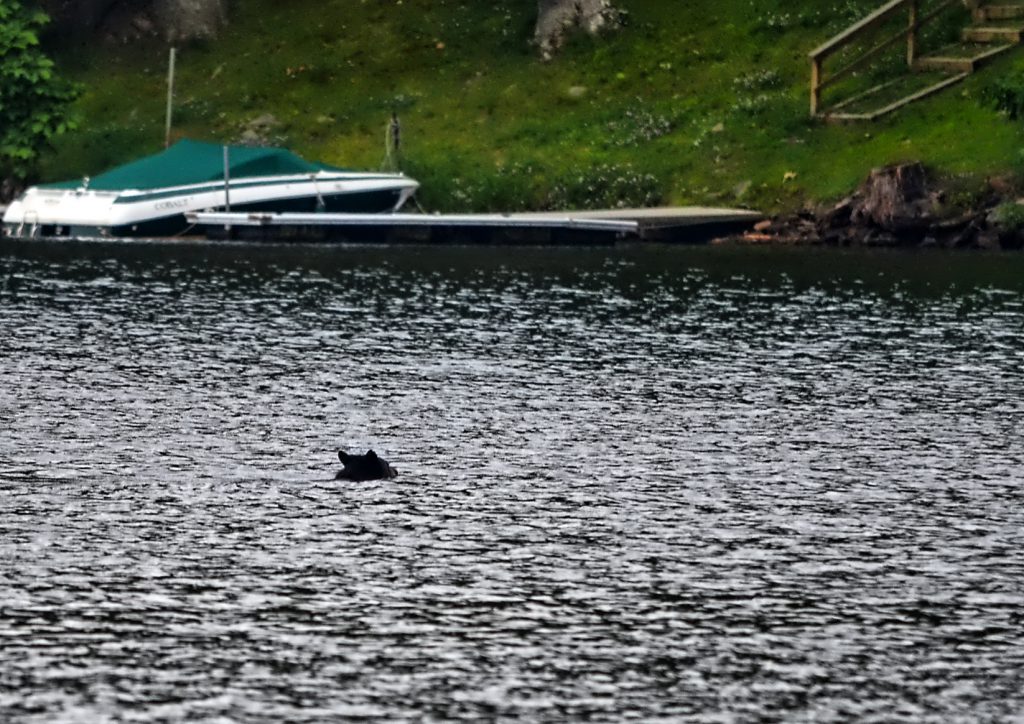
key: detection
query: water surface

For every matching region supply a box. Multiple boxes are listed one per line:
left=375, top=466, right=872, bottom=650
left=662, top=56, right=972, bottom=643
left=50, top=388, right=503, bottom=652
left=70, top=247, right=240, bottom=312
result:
left=2, top=240, right=1023, bottom=722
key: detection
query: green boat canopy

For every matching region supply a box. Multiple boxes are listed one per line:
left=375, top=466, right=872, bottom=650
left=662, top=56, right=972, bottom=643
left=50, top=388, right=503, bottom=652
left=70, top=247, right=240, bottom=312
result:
left=45, top=139, right=347, bottom=192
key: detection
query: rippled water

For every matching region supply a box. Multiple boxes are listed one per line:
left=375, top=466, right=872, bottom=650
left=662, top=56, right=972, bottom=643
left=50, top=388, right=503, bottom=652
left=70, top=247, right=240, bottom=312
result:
left=2, top=239, right=1024, bottom=722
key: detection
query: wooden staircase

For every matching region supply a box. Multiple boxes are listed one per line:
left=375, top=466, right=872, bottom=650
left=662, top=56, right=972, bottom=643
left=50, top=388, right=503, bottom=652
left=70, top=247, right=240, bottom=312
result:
left=811, top=0, right=1024, bottom=121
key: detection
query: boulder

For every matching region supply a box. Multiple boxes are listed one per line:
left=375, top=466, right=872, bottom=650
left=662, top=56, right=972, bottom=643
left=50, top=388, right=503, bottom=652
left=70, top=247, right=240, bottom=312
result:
left=39, top=0, right=226, bottom=42
left=237, top=114, right=281, bottom=147
left=152, top=0, right=226, bottom=42
left=535, top=0, right=621, bottom=60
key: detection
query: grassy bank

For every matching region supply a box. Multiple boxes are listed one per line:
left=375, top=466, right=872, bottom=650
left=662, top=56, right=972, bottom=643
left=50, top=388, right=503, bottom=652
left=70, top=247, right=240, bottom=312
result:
left=39, top=0, right=1024, bottom=213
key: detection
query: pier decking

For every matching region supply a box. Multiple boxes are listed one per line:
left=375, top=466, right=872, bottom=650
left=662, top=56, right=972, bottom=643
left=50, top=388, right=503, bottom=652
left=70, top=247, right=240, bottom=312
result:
left=187, top=207, right=763, bottom=245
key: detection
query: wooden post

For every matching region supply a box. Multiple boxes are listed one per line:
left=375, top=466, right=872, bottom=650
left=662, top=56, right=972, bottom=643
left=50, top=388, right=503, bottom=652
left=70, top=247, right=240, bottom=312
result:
left=907, top=0, right=918, bottom=67
left=165, top=47, right=177, bottom=148
left=810, top=57, right=822, bottom=116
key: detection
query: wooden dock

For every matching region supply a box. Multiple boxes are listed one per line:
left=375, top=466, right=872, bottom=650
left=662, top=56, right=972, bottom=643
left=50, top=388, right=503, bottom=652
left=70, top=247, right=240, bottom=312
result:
left=187, top=207, right=763, bottom=245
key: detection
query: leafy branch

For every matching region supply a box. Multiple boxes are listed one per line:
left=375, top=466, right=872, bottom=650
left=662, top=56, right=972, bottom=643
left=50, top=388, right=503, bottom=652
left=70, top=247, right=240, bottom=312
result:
left=0, top=0, right=79, bottom=184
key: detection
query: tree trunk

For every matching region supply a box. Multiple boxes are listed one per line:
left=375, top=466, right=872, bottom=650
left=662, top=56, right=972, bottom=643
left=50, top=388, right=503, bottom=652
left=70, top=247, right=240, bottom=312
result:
left=535, top=0, right=620, bottom=60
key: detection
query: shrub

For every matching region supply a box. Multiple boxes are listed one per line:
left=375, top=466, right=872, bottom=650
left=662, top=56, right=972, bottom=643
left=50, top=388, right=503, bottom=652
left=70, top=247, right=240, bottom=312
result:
left=0, top=0, right=79, bottom=187
left=989, top=201, right=1024, bottom=231
left=984, top=69, right=1024, bottom=120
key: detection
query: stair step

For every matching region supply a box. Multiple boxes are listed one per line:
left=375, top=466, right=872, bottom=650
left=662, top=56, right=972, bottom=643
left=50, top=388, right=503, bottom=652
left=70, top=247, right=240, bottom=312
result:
left=826, top=70, right=958, bottom=115
left=963, top=22, right=1024, bottom=43
left=825, top=72, right=970, bottom=122
left=980, top=5, right=1024, bottom=21
left=914, top=42, right=1015, bottom=72
left=814, top=2, right=1024, bottom=121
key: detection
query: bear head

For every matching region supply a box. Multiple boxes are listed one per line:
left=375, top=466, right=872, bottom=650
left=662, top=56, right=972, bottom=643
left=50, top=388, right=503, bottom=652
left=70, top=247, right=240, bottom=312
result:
left=336, top=449, right=398, bottom=481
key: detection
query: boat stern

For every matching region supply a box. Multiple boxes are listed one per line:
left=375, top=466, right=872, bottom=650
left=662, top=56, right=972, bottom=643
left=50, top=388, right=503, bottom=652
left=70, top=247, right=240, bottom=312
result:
left=3, top=186, right=120, bottom=238
left=2, top=198, right=25, bottom=237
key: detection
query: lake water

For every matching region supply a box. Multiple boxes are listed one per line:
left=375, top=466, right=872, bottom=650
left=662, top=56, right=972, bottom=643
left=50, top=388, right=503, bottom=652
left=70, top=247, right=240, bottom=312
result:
left=2, top=239, right=1023, bottom=722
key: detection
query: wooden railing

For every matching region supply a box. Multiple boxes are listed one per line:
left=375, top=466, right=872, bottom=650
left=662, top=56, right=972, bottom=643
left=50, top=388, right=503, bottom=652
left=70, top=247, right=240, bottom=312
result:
left=809, top=0, right=961, bottom=116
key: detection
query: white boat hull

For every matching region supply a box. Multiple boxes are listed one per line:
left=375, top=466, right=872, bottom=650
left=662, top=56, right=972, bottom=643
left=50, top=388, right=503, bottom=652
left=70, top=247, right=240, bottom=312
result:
left=3, top=171, right=419, bottom=238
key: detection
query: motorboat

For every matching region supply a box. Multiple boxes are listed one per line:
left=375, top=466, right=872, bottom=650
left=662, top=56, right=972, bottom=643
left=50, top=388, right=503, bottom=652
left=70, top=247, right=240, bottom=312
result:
left=2, top=139, right=419, bottom=238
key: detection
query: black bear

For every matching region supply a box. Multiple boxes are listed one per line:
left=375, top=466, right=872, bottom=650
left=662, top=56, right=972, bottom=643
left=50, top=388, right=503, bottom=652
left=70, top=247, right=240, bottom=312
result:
left=336, top=450, right=398, bottom=481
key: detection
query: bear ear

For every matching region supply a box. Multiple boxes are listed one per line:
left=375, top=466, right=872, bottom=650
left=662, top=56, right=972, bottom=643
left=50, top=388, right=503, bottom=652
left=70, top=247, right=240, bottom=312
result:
left=366, top=449, right=378, bottom=460
left=338, top=451, right=350, bottom=464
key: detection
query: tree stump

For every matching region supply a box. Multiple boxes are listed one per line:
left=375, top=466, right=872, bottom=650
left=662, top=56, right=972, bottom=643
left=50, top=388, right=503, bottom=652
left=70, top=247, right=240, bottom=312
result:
left=851, top=163, right=937, bottom=231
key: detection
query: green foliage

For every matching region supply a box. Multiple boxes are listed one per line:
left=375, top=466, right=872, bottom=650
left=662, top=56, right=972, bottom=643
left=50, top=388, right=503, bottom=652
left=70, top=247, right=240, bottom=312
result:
left=984, top=69, right=1024, bottom=120
left=546, top=163, right=662, bottom=209
left=990, top=201, right=1024, bottom=231
left=33, top=0, right=1024, bottom=214
left=0, top=0, right=78, bottom=181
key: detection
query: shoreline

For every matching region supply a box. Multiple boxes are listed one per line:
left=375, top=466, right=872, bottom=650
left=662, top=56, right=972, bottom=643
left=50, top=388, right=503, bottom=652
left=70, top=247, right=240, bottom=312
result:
left=722, top=163, right=1024, bottom=251
left=9, top=162, right=1024, bottom=251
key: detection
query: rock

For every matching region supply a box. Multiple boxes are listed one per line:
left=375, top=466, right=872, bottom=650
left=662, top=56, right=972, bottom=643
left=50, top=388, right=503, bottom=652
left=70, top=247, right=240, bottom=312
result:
left=819, top=197, right=854, bottom=230
left=153, top=0, right=227, bottom=42
left=40, top=0, right=226, bottom=42
left=238, top=130, right=262, bottom=146
left=819, top=229, right=843, bottom=245
left=249, top=113, right=279, bottom=131
left=237, top=114, right=281, bottom=146
left=975, top=230, right=1002, bottom=250
left=987, top=173, right=1018, bottom=196
left=862, top=230, right=899, bottom=247
left=131, top=15, right=156, bottom=35
left=946, top=221, right=982, bottom=248
left=535, top=0, right=621, bottom=60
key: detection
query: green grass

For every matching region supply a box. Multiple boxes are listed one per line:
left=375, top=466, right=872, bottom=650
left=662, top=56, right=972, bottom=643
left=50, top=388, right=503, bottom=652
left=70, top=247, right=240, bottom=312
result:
left=36, top=0, right=1024, bottom=213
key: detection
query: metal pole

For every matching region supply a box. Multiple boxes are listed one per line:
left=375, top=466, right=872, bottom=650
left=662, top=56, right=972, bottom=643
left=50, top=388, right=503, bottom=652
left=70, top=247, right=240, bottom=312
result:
left=165, top=47, right=177, bottom=148
left=223, top=145, right=232, bottom=235
left=223, top=145, right=231, bottom=212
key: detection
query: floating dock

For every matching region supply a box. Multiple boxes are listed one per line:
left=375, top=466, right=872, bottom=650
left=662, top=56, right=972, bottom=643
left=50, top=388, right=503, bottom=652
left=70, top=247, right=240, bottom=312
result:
left=187, top=207, right=763, bottom=245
